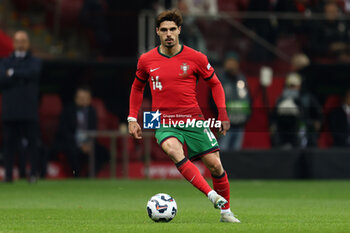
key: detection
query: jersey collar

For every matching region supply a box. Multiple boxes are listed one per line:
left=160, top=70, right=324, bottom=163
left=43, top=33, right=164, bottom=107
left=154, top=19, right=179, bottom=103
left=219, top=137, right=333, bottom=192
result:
left=157, top=44, right=183, bottom=58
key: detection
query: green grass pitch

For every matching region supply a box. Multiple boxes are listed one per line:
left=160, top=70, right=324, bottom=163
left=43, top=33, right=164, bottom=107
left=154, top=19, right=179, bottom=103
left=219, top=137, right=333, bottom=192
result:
left=0, top=179, right=349, bottom=233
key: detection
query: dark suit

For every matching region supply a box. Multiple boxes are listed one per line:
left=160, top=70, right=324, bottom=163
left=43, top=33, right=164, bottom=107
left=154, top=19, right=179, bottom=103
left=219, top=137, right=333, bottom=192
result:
left=330, top=106, right=350, bottom=147
left=54, top=104, right=108, bottom=176
left=0, top=52, right=41, bottom=181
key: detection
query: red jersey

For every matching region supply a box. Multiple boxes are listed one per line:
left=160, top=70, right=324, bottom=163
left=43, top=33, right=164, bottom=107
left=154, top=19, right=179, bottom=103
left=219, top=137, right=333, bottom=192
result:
left=129, top=45, right=228, bottom=122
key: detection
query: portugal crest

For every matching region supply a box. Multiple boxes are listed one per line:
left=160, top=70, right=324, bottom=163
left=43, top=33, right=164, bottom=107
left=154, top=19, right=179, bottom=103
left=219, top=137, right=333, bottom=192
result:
left=180, top=63, right=190, bottom=77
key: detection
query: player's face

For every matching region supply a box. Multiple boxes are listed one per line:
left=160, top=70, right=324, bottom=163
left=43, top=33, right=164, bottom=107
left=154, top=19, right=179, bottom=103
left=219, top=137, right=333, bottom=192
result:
left=156, top=21, right=181, bottom=48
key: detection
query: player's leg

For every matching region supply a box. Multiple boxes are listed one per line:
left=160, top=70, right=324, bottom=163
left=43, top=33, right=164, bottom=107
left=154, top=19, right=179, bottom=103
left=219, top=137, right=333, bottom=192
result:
left=161, top=137, right=213, bottom=195
left=201, top=152, right=240, bottom=223
left=201, top=151, right=228, bottom=208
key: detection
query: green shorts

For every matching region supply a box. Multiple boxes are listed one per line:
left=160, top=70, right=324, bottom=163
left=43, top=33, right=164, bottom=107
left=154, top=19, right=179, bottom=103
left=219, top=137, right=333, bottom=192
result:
left=155, top=122, right=220, bottom=161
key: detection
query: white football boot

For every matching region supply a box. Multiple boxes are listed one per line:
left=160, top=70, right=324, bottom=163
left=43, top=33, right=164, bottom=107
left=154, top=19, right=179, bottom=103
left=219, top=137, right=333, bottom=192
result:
left=220, top=211, right=241, bottom=223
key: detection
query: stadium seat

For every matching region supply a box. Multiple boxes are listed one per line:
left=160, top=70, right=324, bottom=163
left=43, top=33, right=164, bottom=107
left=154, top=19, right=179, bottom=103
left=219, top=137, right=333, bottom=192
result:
left=39, top=94, right=62, bottom=145
left=241, top=76, right=286, bottom=149
left=91, top=98, right=109, bottom=130
left=0, top=29, right=13, bottom=58
left=91, top=97, right=119, bottom=150
left=44, top=0, right=83, bottom=28
left=218, top=0, right=250, bottom=12
left=318, top=95, right=342, bottom=148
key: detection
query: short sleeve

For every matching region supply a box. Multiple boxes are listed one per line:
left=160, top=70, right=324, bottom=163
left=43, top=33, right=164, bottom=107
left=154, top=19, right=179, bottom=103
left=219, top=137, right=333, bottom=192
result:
left=135, top=54, right=149, bottom=82
left=196, top=52, right=215, bottom=80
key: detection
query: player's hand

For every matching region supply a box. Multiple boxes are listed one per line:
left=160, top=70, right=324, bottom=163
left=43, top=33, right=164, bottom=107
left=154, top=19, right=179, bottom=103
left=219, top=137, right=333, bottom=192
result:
left=128, top=121, right=142, bottom=139
left=219, top=121, right=230, bottom=136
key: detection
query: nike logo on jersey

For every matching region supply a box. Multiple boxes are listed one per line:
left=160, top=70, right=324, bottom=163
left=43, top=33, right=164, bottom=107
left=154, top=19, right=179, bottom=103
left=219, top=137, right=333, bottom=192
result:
left=150, top=67, right=160, bottom=72
left=211, top=142, right=217, bottom=146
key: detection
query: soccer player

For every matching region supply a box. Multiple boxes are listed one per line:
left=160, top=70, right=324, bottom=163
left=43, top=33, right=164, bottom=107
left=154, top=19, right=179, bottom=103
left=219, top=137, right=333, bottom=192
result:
left=128, top=10, right=240, bottom=223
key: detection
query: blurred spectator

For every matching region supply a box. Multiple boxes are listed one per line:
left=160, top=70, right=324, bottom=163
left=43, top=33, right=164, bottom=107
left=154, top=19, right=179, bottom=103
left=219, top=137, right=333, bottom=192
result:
left=214, top=52, right=251, bottom=151
left=291, top=53, right=310, bottom=72
left=245, top=0, right=278, bottom=61
left=180, top=0, right=218, bottom=15
left=271, top=73, right=322, bottom=148
left=309, top=2, right=350, bottom=59
left=52, top=86, right=108, bottom=177
left=275, top=0, right=315, bottom=34
left=177, top=0, right=218, bottom=53
left=345, top=0, right=350, bottom=14
left=329, top=89, right=350, bottom=147
left=0, top=31, right=41, bottom=183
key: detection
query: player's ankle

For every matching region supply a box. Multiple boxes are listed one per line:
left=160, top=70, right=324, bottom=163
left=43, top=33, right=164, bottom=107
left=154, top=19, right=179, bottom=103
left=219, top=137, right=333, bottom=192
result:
left=207, top=190, right=218, bottom=203
left=220, top=208, right=231, bottom=214
left=207, top=190, right=216, bottom=198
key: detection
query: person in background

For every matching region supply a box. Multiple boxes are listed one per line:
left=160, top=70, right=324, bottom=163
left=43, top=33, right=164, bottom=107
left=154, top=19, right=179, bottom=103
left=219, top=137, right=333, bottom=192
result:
left=53, top=86, right=108, bottom=177
left=245, top=0, right=278, bottom=61
left=309, top=2, right=350, bottom=59
left=291, top=53, right=310, bottom=72
left=216, top=52, right=251, bottom=151
left=0, top=30, right=41, bottom=183
left=329, top=89, right=350, bottom=147
left=177, top=0, right=217, bottom=54
left=271, top=73, right=322, bottom=148
left=274, top=0, right=316, bottom=35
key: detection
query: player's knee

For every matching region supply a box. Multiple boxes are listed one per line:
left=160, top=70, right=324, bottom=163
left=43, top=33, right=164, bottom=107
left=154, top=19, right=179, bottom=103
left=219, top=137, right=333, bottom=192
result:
left=166, top=147, right=179, bottom=157
left=208, top=162, right=223, bottom=176
left=162, top=141, right=184, bottom=162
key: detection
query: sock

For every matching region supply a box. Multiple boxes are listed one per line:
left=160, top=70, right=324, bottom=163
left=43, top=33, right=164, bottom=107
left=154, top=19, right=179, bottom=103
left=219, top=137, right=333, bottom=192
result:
left=176, top=158, right=212, bottom=196
left=212, top=171, right=230, bottom=210
left=220, top=208, right=231, bottom=214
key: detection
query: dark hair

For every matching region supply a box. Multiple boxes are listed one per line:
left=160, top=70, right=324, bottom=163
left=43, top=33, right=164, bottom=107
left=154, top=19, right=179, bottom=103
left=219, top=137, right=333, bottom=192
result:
left=156, top=9, right=183, bottom=28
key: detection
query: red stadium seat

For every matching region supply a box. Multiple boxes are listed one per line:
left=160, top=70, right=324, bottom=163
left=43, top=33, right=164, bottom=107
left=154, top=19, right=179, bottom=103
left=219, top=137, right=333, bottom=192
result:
left=318, top=95, right=342, bottom=148
left=0, top=29, right=13, bottom=58
left=91, top=98, right=109, bottom=130
left=91, top=98, right=119, bottom=150
left=241, top=76, right=286, bottom=149
left=39, top=94, right=62, bottom=145
left=218, top=0, right=250, bottom=12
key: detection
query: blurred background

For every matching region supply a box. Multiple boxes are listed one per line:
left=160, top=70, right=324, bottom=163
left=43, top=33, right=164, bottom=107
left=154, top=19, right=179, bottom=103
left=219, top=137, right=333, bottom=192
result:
left=0, top=0, right=350, bottom=180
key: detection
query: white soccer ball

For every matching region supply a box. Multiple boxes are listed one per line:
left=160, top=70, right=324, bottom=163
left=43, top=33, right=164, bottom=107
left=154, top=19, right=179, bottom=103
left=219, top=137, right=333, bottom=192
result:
left=146, top=193, right=177, bottom=222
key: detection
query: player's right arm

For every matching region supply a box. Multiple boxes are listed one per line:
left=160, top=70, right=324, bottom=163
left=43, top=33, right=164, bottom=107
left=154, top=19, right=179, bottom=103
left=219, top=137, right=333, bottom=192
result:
left=128, top=55, right=148, bottom=139
left=128, top=78, right=146, bottom=139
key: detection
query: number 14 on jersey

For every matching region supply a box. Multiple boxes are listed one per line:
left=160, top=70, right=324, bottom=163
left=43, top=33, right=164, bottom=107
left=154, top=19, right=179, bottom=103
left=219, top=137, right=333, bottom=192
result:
left=151, top=76, right=162, bottom=90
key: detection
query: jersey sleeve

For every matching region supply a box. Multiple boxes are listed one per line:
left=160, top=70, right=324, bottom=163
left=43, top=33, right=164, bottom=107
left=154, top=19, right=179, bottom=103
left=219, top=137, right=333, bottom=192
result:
left=196, top=52, right=215, bottom=80
left=206, top=73, right=229, bottom=122
left=135, top=54, right=149, bottom=82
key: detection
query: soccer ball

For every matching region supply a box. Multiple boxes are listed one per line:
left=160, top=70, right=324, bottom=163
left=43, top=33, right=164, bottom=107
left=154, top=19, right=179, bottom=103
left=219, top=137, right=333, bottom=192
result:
left=146, top=193, right=177, bottom=222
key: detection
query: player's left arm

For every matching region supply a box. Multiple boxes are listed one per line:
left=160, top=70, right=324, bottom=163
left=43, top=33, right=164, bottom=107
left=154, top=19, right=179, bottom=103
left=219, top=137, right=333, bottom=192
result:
left=196, top=52, right=230, bottom=135
left=205, top=73, right=230, bottom=136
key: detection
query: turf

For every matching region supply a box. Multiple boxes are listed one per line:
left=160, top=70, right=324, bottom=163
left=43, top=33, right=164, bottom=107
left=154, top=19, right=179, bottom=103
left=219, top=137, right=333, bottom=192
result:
left=0, top=179, right=349, bottom=233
